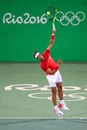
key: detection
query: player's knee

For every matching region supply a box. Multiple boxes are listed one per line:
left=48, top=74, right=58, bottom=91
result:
left=51, top=87, right=56, bottom=95
left=56, top=83, right=63, bottom=90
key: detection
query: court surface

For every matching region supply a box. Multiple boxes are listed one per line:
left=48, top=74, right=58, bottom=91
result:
left=0, top=63, right=87, bottom=130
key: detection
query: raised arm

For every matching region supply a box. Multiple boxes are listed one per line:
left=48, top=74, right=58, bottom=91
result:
left=47, top=25, right=56, bottom=51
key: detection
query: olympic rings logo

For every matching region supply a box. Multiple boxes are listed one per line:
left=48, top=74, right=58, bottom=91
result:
left=2, top=11, right=86, bottom=26
left=55, top=11, right=86, bottom=26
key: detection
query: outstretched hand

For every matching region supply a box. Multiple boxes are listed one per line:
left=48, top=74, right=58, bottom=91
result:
left=57, top=59, right=63, bottom=65
left=52, top=29, right=56, bottom=33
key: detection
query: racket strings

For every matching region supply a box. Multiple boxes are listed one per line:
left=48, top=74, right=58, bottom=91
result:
left=45, top=6, right=57, bottom=23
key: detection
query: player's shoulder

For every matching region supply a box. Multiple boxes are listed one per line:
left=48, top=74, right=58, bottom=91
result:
left=45, top=48, right=50, bottom=52
left=43, top=48, right=50, bottom=54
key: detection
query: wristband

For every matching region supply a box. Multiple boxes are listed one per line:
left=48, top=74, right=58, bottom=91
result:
left=51, top=33, right=55, bottom=39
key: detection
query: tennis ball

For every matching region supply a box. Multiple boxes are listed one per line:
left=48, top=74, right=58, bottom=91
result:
left=47, top=11, right=50, bottom=15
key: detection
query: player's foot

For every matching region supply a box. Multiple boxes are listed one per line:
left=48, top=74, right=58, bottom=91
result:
left=58, top=103, right=70, bottom=110
left=54, top=108, right=63, bottom=116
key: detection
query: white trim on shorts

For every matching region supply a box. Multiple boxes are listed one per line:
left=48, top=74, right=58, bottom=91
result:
left=46, top=70, right=62, bottom=87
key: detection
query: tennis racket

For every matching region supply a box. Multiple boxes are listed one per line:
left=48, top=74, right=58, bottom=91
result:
left=45, top=6, right=57, bottom=29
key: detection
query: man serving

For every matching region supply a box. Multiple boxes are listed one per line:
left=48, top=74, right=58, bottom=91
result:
left=33, top=25, right=69, bottom=116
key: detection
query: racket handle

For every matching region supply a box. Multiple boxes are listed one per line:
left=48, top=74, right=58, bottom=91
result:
left=53, top=23, right=55, bottom=29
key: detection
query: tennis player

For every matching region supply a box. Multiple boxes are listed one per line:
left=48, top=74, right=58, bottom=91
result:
left=33, top=26, right=69, bottom=116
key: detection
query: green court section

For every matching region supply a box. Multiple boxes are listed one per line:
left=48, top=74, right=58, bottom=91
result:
left=0, top=119, right=87, bottom=130
left=0, top=0, right=87, bottom=62
left=0, top=63, right=87, bottom=130
left=0, top=63, right=87, bottom=118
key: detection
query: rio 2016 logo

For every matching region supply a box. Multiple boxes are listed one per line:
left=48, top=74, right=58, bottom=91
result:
left=3, top=11, right=86, bottom=26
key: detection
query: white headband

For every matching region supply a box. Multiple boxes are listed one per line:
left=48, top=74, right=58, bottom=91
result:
left=35, top=52, right=40, bottom=58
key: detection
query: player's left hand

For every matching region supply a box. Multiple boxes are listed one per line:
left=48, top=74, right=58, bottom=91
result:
left=57, top=59, right=63, bottom=65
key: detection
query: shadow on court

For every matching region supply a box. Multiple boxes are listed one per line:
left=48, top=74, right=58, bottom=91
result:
left=0, top=118, right=87, bottom=130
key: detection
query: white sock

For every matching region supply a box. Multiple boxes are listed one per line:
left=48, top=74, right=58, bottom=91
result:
left=60, top=100, right=65, bottom=104
left=54, top=105, right=58, bottom=110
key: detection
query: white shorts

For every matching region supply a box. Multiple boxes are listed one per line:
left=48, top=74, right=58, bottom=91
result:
left=46, top=70, right=62, bottom=87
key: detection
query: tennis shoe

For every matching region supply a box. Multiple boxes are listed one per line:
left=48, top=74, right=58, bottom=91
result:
left=54, top=108, right=63, bottom=116
left=58, top=103, right=70, bottom=110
